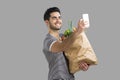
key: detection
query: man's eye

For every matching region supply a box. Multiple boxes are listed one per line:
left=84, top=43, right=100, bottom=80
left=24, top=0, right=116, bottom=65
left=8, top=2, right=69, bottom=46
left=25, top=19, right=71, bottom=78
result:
left=52, top=17, right=57, bottom=19
left=59, top=16, right=62, bottom=19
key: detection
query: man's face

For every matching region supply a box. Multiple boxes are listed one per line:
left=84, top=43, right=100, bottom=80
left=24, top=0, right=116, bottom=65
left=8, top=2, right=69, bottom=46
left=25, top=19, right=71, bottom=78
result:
left=47, top=12, right=62, bottom=30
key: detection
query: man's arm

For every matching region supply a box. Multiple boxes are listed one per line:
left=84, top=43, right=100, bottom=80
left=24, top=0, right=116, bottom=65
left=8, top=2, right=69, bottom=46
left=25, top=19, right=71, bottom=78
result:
left=50, top=33, right=76, bottom=53
left=50, top=19, right=85, bottom=53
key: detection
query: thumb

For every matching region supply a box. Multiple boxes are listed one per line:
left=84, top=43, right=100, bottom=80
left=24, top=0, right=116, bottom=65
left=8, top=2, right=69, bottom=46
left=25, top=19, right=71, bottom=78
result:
left=77, top=19, right=85, bottom=33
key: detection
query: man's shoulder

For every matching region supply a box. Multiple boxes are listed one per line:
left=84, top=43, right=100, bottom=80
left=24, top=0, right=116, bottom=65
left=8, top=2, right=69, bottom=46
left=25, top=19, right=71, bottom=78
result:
left=44, top=33, right=63, bottom=42
left=44, top=33, right=55, bottom=40
left=43, top=33, right=56, bottom=44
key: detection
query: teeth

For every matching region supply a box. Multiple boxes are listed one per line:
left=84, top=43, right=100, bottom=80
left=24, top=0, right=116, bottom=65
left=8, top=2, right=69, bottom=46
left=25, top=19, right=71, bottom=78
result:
left=56, top=24, right=60, bottom=26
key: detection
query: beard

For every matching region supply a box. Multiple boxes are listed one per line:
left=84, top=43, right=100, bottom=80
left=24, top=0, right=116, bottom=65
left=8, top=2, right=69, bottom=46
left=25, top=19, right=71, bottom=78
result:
left=49, top=23, right=61, bottom=30
left=49, top=26, right=61, bottom=30
left=48, top=20, right=62, bottom=30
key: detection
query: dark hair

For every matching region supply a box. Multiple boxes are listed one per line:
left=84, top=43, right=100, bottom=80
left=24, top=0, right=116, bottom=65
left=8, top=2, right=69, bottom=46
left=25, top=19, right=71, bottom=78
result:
left=43, top=7, right=61, bottom=21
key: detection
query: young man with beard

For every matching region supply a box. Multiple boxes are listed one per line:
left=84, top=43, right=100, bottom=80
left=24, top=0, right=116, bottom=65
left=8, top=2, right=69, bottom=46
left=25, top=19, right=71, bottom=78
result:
left=43, top=7, right=89, bottom=80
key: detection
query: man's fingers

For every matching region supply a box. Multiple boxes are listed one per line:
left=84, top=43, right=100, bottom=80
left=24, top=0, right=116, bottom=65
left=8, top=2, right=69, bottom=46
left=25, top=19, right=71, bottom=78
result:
left=82, top=63, right=88, bottom=71
left=77, top=19, right=85, bottom=33
left=79, top=61, right=89, bottom=71
left=78, top=19, right=85, bottom=28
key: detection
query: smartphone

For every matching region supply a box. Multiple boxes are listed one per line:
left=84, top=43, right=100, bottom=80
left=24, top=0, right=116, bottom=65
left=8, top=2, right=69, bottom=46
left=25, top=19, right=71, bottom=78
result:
left=82, top=14, right=90, bottom=28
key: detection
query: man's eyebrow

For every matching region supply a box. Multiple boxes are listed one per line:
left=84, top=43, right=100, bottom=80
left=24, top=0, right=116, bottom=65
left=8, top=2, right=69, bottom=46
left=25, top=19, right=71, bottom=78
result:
left=51, top=16, right=61, bottom=18
left=51, top=16, right=57, bottom=18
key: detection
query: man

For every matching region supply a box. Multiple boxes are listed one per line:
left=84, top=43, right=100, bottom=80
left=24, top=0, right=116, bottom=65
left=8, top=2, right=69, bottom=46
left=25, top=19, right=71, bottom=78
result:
left=43, top=7, right=89, bottom=80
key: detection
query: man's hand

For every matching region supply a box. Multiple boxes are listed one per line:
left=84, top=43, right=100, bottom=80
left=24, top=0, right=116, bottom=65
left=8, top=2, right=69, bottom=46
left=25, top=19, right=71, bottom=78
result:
left=76, top=19, right=86, bottom=34
left=79, top=61, right=90, bottom=71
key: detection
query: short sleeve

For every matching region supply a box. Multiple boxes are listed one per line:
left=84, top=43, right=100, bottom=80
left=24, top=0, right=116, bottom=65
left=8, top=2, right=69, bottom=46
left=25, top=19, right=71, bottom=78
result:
left=43, top=36, right=57, bottom=52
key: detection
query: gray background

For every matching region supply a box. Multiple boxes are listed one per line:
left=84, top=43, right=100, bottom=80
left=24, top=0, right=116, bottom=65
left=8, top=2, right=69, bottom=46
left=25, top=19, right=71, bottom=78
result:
left=0, top=0, right=120, bottom=80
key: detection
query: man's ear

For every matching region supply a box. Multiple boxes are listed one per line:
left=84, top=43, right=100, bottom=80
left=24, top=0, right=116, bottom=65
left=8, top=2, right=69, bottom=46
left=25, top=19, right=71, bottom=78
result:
left=45, top=20, right=49, bottom=25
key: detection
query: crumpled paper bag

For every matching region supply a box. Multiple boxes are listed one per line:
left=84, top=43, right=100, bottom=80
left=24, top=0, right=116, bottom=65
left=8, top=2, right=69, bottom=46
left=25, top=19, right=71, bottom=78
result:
left=64, top=31, right=98, bottom=73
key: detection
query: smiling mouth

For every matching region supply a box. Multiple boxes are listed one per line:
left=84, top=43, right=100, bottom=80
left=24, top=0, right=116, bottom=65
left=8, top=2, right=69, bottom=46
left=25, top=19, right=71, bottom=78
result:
left=55, top=23, right=61, bottom=26
left=56, top=23, right=60, bottom=26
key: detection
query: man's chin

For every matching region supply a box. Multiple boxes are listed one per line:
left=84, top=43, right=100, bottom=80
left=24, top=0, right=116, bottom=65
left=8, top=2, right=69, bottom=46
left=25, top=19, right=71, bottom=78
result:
left=55, top=28, right=61, bottom=30
left=51, top=27, right=61, bottom=30
left=57, top=26, right=61, bottom=29
left=54, top=26, right=61, bottom=30
left=50, top=26, right=61, bottom=30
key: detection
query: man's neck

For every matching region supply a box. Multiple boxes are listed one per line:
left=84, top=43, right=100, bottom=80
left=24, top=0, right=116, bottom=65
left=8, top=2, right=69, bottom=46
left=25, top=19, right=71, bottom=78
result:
left=49, top=30, right=60, bottom=40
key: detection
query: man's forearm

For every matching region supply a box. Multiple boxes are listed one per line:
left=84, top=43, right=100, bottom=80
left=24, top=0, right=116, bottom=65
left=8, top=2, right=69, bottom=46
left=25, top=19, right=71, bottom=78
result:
left=62, top=32, right=78, bottom=51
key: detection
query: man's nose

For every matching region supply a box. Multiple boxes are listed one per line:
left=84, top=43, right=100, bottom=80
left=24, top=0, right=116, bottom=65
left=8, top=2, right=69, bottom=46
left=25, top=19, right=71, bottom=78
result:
left=56, top=18, right=61, bottom=21
left=56, top=18, right=60, bottom=20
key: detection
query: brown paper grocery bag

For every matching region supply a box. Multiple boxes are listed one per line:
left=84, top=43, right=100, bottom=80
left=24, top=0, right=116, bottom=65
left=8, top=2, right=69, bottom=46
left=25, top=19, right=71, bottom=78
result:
left=64, top=31, right=98, bottom=73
